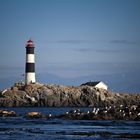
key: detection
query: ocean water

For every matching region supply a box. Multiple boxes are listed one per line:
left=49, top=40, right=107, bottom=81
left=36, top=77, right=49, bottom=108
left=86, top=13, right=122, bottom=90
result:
left=0, top=107, right=140, bottom=140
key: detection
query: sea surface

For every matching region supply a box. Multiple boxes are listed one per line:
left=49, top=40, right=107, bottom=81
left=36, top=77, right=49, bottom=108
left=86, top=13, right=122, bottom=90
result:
left=0, top=107, right=140, bottom=140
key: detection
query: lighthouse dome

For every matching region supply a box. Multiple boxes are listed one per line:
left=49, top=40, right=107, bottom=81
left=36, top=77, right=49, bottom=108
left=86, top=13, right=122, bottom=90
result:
left=26, top=39, right=34, bottom=47
left=27, top=39, right=33, bottom=43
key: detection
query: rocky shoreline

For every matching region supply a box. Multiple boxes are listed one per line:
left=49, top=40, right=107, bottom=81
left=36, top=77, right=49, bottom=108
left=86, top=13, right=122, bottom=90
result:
left=0, top=82, right=140, bottom=107
left=0, top=105, right=140, bottom=121
left=0, top=82, right=140, bottom=120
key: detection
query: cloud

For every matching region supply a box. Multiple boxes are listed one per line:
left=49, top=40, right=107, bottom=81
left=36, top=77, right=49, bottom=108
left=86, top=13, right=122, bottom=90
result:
left=95, top=49, right=120, bottom=53
left=50, top=39, right=136, bottom=45
left=76, top=48, right=119, bottom=53
left=51, top=40, right=94, bottom=44
left=76, top=48, right=92, bottom=52
left=110, top=40, right=136, bottom=45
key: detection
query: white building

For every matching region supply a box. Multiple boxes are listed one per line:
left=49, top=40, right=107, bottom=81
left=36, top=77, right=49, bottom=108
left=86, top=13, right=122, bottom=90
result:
left=81, top=81, right=108, bottom=90
left=94, top=81, right=108, bottom=90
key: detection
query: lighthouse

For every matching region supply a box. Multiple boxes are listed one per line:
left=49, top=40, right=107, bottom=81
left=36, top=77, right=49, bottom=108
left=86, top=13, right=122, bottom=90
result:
left=25, top=39, right=36, bottom=84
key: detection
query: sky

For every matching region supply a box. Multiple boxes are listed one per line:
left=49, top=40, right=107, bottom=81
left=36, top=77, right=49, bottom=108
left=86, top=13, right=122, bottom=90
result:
left=0, top=0, right=140, bottom=92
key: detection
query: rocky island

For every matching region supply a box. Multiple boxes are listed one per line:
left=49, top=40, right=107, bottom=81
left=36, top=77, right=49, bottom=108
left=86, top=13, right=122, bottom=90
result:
left=0, top=82, right=140, bottom=121
left=0, top=82, right=140, bottom=107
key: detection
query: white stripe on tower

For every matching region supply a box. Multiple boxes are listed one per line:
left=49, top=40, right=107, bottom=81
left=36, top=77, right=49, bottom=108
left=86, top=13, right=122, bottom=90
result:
left=25, top=39, right=36, bottom=84
left=26, top=73, right=36, bottom=84
left=26, top=54, right=35, bottom=63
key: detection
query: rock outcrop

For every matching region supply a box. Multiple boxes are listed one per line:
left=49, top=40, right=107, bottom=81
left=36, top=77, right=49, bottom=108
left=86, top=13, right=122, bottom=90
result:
left=0, top=82, right=140, bottom=107
left=0, top=109, right=17, bottom=117
left=25, top=112, right=43, bottom=119
left=0, top=106, right=140, bottom=121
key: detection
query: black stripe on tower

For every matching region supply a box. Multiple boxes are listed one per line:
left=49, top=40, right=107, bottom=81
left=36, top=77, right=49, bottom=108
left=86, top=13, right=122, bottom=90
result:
left=26, top=47, right=34, bottom=54
left=26, top=63, right=35, bottom=72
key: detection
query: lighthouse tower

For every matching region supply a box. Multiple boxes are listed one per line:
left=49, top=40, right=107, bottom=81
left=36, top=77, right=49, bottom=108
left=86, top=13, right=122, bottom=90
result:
left=25, top=39, right=36, bottom=84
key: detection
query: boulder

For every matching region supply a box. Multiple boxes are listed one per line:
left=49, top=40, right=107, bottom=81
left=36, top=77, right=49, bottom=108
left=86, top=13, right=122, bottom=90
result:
left=0, top=109, right=17, bottom=117
left=26, top=112, right=43, bottom=118
left=99, top=92, right=106, bottom=101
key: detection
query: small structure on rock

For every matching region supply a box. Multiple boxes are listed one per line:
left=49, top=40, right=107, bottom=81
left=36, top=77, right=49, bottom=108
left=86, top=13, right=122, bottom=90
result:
left=81, top=81, right=108, bottom=90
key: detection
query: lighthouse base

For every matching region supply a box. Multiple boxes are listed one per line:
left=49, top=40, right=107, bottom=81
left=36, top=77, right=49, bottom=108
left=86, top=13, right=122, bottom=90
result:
left=25, top=73, right=36, bottom=84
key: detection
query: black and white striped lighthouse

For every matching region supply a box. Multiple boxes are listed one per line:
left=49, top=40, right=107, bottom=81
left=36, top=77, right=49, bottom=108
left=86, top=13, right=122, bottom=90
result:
left=25, top=39, right=36, bottom=84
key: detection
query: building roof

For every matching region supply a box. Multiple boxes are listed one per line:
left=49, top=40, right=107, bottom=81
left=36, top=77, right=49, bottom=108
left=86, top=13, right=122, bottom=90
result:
left=81, top=81, right=101, bottom=86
